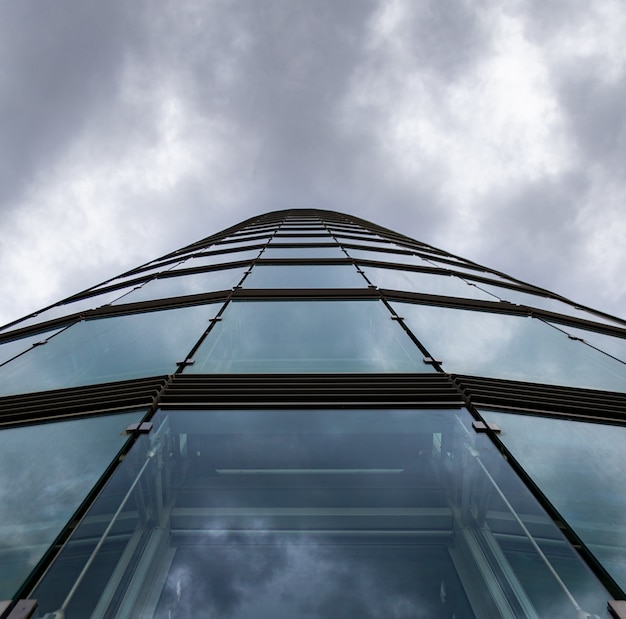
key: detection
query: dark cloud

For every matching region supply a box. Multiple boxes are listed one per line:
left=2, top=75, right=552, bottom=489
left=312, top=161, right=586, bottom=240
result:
left=0, top=2, right=146, bottom=211
left=1, top=0, right=626, bottom=324
left=558, top=74, right=626, bottom=174
left=476, top=175, right=587, bottom=279
left=401, top=0, right=491, bottom=80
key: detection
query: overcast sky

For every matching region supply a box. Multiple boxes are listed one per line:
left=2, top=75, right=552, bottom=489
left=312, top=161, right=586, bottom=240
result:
left=1, top=0, right=625, bottom=327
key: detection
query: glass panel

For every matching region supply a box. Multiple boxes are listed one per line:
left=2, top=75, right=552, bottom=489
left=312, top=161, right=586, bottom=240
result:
left=261, top=246, right=345, bottom=258
left=0, top=327, right=64, bottom=365
left=270, top=234, right=333, bottom=243
left=345, top=248, right=429, bottom=267
left=331, top=230, right=383, bottom=238
left=478, top=282, right=625, bottom=328
left=211, top=239, right=268, bottom=251
left=424, top=261, right=519, bottom=286
left=393, top=302, right=626, bottom=392
left=0, top=304, right=221, bottom=396
left=114, top=268, right=247, bottom=304
left=90, top=263, right=184, bottom=292
left=482, top=410, right=626, bottom=594
left=187, top=300, right=427, bottom=373
left=361, top=266, right=495, bottom=300
left=0, top=286, right=139, bottom=333
left=243, top=265, right=365, bottom=288
left=31, top=408, right=610, bottom=618
left=0, top=409, right=144, bottom=600
left=336, top=236, right=395, bottom=248
left=546, top=322, right=626, bottom=363
left=171, top=249, right=262, bottom=270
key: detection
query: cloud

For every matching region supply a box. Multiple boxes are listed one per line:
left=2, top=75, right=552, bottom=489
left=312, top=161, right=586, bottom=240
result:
left=1, top=0, right=626, bottom=325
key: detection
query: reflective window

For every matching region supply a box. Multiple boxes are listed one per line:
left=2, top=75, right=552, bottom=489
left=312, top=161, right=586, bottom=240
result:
left=361, top=266, right=495, bottom=300
left=171, top=249, right=262, bottom=269
left=31, top=408, right=610, bottom=618
left=345, top=248, right=428, bottom=267
left=212, top=239, right=269, bottom=251
left=481, top=410, right=626, bottom=593
left=334, top=234, right=391, bottom=245
left=0, top=286, right=140, bottom=333
left=0, top=328, right=64, bottom=365
left=215, top=233, right=272, bottom=243
left=425, top=261, right=519, bottom=286
left=0, top=409, right=144, bottom=600
left=262, top=246, right=345, bottom=258
left=90, top=263, right=184, bottom=292
left=476, top=282, right=623, bottom=326
left=546, top=322, right=626, bottom=363
left=187, top=300, right=427, bottom=373
left=393, top=302, right=626, bottom=391
left=243, top=265, right=365, bottom=288
left=0, top=304, right=221, bottom=396
left=114, top=268, right=247, bottom=303
left=270, top=234, right=333, bottom=243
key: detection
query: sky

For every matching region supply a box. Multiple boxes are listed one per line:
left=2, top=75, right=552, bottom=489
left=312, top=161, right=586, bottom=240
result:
left=1, top=0, right=626, bottom=327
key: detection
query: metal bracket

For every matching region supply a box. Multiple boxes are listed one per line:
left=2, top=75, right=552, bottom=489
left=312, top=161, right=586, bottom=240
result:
left=609, top=600, right=626, bottom=619
left=472, top=421, right=501, bottom=434
left=2, top=600, right=38, bottom=619
left=176, top=358, right=195, bottom=367
left=391, top=315, right=404, bottom=321
left=422, top=357, right=442, bottom=365
left=125, top=422, right=154, bottom=435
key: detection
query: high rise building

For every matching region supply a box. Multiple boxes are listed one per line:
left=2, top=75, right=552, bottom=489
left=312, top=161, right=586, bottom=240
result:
left=1, top=209, right=626, bottom=618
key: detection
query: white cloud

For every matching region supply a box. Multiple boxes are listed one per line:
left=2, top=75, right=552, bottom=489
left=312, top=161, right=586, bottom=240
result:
left=0, top=72, right=255, bottom=326
left=340, top=1, right=573, bottom=254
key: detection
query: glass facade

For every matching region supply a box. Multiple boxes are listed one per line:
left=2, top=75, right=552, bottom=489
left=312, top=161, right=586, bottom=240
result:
left=1, top=209, right=626, bottom=618
left=0, top=410, right=145, bottom=600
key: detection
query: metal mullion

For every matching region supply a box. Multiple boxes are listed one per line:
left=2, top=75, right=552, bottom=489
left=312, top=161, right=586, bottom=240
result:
left=171, top=226, right=281, bottom=373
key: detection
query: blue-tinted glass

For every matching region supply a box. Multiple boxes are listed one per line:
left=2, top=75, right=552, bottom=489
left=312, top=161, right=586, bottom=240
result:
left=115, top=268, right=247, bottom=303
left=0, top=409, right=144, bottom=599
left=477, top=282, right=623, bottom=327
left=243, top=265, right=365, bottom=288
left=361, top=266, right=495, bottom=300
left=212, top=239, right=269, bottom=251
left=546, top=322, right=626, bottom=363
left=0, top=304, right=220, bottom=396
left=337, top=237, right=395, bottom=249
left=345, top=248, right=428, bottom=267
left=0, top=286, right=139, bottom=333
left=270, top=234, right=332, bottom=243
left=394, top=302, right=626, bottom=391
left=172, top=249, right=262, bottom=269
left=482, top=410, right=626, bottom=594
left=261, top=246, right=345, bottom=258
left=0, top=328, right=64, bottom=365
left=90, top=263, right=184, bottom=292
left=187, top=300, right=426, bottom=373
left=429, top=263, right=520, bottom=287
left=31, top=408, right=610, bottom=618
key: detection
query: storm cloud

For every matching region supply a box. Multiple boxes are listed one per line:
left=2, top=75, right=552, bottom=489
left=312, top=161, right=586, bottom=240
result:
left=1, top=0, right=625, bottom=325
